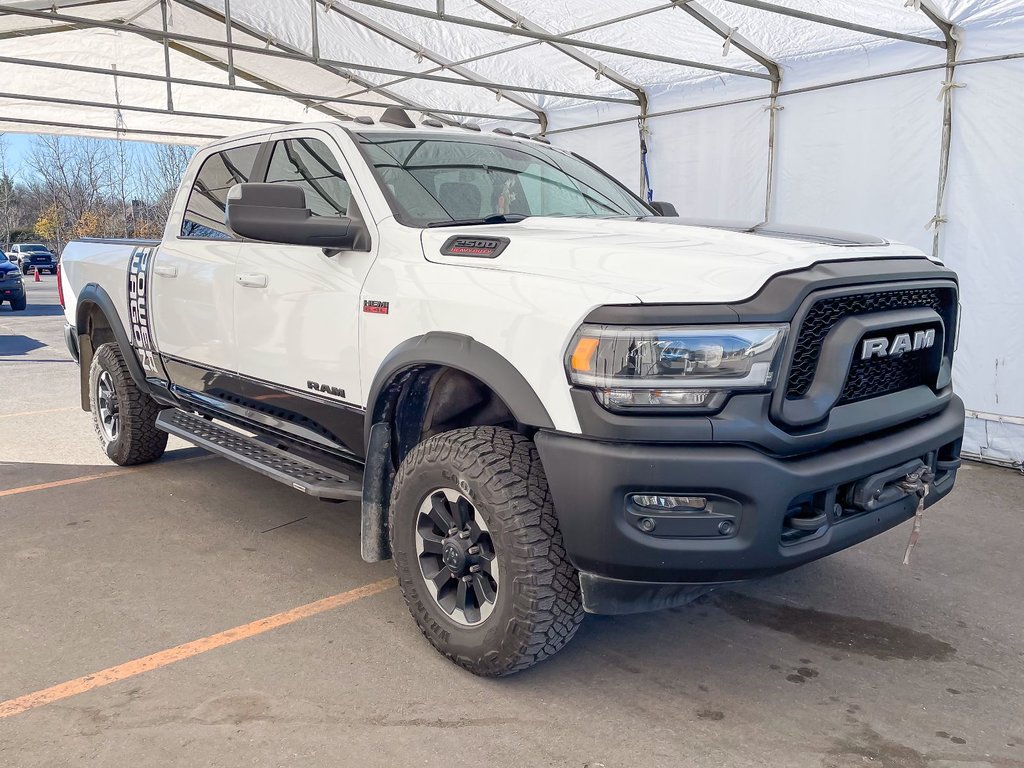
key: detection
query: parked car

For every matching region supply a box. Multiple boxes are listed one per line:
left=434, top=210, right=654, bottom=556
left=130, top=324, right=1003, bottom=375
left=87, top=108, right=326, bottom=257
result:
left=10, top=243, right=57, bottom=275
left=0, top=251, right=26, bottom=310
left=57, top=112, right=964, bottom=676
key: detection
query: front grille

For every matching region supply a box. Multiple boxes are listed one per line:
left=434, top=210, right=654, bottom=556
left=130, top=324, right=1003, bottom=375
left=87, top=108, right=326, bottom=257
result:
left=786, top=286, right=954, bottom=401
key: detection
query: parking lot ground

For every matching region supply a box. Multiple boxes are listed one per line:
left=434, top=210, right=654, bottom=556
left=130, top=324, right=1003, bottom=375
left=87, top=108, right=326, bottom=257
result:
left=2, top=277, right=1023, bottom=768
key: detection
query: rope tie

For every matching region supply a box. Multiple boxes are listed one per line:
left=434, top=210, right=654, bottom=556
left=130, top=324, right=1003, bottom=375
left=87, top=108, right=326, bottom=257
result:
left=494, top=89, right=503, bottom=103
left=903, top=0, right=921, bottom=10
left=937, top=80, right=965, bottom=101
left=594, top=64, right=605, bottom=81
left=722, top=26, right=738, bottom=57
left=764, top=103, right=784, bottom=112
left=415, top=48, right=424, bottom=64
left=323, top=0, right=336, bottom=12
left=925, top=214, right=948, bottom=230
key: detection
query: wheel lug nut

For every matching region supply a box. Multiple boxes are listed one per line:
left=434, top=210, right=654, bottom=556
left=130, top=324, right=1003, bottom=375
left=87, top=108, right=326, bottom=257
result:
left=462, top=575, right=472, bottom=582
left=467, top=545, right=481, bottom=555
left=458, top=530, right=470, bottom=539
left=448, top=527, right=458, bottom=536
left=469, top=564, right=481, bottom=573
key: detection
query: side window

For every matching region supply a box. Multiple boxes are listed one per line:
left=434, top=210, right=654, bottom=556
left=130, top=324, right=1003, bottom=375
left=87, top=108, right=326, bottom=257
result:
left=180, top=143, right=260, bottom=239
left=265, top=137, right=352, bottom=218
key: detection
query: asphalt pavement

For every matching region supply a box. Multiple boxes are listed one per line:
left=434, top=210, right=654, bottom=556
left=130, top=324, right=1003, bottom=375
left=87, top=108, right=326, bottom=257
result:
left=1, top=276, right=1022, bottom=768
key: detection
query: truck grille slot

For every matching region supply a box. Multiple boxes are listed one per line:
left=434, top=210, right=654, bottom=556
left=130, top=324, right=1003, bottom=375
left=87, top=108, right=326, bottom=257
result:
left=786, top=287, right=954, bottom=402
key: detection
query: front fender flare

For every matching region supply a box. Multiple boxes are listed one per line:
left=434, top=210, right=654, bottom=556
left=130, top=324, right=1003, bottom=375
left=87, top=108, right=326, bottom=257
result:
left=364, top=332, right=555, bottom=449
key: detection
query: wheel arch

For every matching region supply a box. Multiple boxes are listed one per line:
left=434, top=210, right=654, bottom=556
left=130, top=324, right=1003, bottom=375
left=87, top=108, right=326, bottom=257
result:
left=75, top=283, right=150, bottom=411
left=359, top=333, right=555, bottom=564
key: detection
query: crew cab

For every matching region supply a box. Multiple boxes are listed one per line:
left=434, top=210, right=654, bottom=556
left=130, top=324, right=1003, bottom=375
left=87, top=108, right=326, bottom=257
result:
left=11, top=243, right=57, bottom=275
left=58, top=109, right=964, bottom=675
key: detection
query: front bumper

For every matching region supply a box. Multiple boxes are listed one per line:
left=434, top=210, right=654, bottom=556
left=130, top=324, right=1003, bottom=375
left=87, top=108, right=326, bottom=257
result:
left=0, top=281, right=25, bottom=301
left=535, top=395, right=964, bottom=614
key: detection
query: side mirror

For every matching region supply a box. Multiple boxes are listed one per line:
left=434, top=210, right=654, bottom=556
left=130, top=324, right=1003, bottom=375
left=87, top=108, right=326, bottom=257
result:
left=649, top=201, right=678, bottom=217
left=226, top=183, right=358, bottom=249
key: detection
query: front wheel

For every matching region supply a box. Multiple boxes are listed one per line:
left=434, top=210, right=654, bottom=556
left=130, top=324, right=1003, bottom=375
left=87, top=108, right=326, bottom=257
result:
left=9, top=295, right=25, bottom=311
left=89, top=342, right=168, bottom=465
left=390, top=426, right=584, bottom=676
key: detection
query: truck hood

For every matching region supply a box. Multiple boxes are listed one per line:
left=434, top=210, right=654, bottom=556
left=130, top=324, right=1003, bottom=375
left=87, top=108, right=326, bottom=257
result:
left=422, top=217, right=932, bottom=304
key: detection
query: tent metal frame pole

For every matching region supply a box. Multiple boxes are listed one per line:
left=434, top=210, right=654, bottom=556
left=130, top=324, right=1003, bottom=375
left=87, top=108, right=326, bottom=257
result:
left=339, top=0, right=774, bottom=80
left=224, top=0, right=235, bottom=87
left=169, top=0, right=458, bottom=128
left=471, top=0, right=648, bottom=112
left=716, top=0, right=946, bottom=49
left=668, top=0, right=781, bottom=221
left=0, top=54, right=540, bottom=124
left=0, top=4, right=633, bottom=110
left=0, top=89, right=293, bottom=126
left=544, top=53, right=1024, bottom=135
left=0, top=114, right=223, bottom=141
left=317, top=2, right=549, bottom=131
left=338, top=2, right=680, bottom=101
left=673, top=1, right=780, bottom=79
left=918, top=0, right=959, bottom=258
left=182, top=0, right=634, bottom=108
left=159, top=0, right=173, bottom=111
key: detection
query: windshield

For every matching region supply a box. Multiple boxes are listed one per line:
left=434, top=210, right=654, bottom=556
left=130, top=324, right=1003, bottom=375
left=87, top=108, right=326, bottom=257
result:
left=357, top=133, right=650, bottom=227
left=21, top=245, right=51, bottom=253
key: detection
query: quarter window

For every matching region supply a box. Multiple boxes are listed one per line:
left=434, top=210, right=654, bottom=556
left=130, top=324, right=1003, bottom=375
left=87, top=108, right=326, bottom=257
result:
left=265, top=138, right=352, bottom=218
left=181, top=143, right=260, bottom=239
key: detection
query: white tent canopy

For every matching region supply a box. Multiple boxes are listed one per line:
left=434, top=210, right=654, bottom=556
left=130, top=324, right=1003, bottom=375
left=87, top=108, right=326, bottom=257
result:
left=1, top=0, right=1022, bottom=465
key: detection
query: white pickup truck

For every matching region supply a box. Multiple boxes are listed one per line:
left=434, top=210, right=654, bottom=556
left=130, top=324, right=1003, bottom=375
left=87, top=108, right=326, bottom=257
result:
left=59, top=109, right=964, bottom=676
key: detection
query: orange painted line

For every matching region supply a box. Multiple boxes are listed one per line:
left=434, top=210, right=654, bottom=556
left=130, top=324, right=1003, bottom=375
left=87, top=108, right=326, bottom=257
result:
left=0, top=406, right=78, bottom=420
left=0, top=577, right=396, bottom=718
left=0, top=455, right=213, bottom=498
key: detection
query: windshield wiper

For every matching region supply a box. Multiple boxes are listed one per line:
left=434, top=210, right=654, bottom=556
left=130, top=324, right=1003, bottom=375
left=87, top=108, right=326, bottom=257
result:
left=426, top=213, right=529, bottom=228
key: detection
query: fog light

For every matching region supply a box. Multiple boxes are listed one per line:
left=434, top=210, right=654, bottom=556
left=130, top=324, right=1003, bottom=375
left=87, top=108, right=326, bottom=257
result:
left=598, top=388, right=713, bottom=408
left=630, top=494, right=708, bottom=512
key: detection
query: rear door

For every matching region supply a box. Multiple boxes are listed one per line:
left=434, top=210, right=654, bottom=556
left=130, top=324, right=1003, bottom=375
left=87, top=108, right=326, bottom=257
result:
left=152, top=139, right=267, bottom=388
left=231, top=129, right=377, bottom=456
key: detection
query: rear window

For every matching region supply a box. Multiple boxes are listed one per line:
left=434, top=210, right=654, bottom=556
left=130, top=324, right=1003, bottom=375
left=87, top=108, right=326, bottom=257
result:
left=181, top=144, right=261, bottom=239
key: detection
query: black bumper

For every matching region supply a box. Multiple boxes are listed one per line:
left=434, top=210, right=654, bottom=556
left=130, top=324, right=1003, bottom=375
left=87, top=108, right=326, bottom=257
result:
left=535, top=396, right=964, bottom=614
left=1, top=283, right=25, bottom=301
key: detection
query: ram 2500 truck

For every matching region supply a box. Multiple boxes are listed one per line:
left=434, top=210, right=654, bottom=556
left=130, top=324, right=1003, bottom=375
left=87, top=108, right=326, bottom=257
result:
left=59, top=110, right=964, bottom=676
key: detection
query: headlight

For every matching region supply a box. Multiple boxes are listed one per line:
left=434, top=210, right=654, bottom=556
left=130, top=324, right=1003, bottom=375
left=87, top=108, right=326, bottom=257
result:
left=566, top=323, right=788, bottom=410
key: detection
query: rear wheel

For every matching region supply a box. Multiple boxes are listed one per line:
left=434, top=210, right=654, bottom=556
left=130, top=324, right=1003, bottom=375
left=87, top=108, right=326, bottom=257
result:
left=390, top=426, right=583, bottom=676
left=89, top=342, right=168, bottom=465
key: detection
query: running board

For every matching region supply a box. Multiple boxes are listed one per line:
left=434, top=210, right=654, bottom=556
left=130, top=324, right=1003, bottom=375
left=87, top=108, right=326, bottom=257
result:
left=156, top=408, right=363, bottom=501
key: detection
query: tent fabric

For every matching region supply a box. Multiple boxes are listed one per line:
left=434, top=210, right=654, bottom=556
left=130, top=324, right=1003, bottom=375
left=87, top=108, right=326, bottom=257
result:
left=0, top=0, right=1021, bottom=465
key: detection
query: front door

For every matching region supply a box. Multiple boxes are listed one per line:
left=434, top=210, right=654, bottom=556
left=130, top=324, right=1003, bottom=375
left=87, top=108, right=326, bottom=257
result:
left=231, top=130, right=378, bottom=456
left=152, top=140, right=265, bottom=380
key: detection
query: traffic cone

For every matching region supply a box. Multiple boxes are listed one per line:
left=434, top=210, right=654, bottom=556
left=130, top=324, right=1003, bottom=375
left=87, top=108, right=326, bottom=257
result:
left=34, top=266, right=41, bottom=282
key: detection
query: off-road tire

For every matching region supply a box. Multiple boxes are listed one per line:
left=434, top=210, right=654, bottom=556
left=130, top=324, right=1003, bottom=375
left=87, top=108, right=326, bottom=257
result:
left=89, top=342, right=168, bottom=465
left=390, top=426, right=584, bottom=676
left=9, top=296, right=25, bottom=311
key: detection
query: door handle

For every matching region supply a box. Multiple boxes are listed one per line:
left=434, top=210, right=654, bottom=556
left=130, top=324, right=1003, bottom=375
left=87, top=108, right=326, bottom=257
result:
left=154, top=265, right=177, bottom=278
left=236, top=272, right=268, bottom=288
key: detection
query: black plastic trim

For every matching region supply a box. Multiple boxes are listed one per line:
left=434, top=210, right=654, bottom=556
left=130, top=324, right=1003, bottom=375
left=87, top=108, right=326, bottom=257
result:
left=535, top=396, right=964, bottom=588
left=365, top=332, right=554, bottom=449
left=63, top=322, right=80, bottom=363
left=75, top=283, right=156, bottom=403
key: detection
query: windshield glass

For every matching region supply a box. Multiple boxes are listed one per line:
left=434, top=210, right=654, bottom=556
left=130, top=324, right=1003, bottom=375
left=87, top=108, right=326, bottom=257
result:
left=21, top=245, right=51, bottom=253
left=357, top=133, right=650, bottom=227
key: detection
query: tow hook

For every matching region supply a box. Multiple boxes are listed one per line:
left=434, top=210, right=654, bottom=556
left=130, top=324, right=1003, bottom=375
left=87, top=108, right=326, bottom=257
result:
left=897, top=467, right=935, bottom=566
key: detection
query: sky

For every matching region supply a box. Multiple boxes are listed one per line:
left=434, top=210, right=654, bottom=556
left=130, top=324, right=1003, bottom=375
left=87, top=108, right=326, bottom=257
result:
left=1, top=131, right=172, bottom=178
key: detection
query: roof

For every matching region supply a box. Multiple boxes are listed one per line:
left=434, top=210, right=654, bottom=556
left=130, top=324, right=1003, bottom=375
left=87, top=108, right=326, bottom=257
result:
left=0, top=0, right=1016, bottom=144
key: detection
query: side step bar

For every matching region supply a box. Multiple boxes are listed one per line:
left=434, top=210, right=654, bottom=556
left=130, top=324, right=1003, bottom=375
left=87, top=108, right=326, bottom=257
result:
left=156, top=408, right=363, bottom=501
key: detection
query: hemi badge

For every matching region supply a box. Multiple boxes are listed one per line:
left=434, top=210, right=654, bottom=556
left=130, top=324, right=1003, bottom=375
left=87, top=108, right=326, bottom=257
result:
left=363, top=299, right=389, bottom=315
